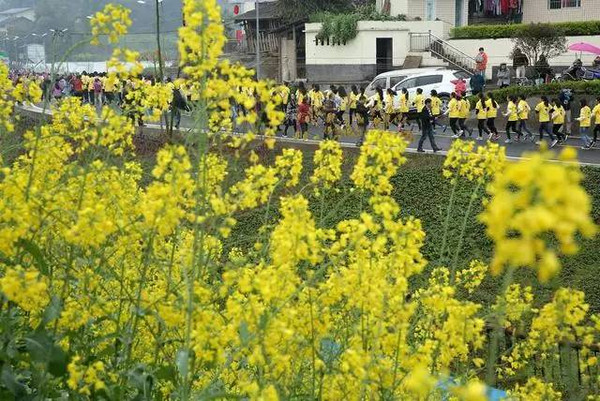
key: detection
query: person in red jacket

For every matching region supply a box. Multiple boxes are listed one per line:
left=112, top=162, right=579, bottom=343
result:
left=475, top=47, right=488, bottom=80
left=297, top=98, right=310, bottom=140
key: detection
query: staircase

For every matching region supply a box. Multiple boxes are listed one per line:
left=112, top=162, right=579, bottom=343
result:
left=409, top=32, right=476, bottom=75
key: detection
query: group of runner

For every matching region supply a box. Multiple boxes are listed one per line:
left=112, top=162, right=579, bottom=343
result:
left=275, top=82, right=600, bottom=150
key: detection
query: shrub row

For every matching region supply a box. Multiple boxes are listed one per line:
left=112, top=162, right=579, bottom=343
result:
left=468, top=80, right=600, bottom=105
left=451, top=21, right=600, bottom=39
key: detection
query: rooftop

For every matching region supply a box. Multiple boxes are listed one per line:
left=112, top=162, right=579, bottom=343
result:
left=234, top=2, right=280, bottom=21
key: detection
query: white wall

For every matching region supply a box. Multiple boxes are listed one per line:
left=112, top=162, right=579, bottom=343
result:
left=523, top=0, right=600, bottom=23
left=448, top=36, right=600, bottom=77
left=305, top=20, right=446, bottom=66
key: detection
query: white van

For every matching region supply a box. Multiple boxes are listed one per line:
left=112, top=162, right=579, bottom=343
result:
left=364, top=68, right=446, bottom=97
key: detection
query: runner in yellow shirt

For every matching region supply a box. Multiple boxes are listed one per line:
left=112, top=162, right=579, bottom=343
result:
left=503, top=95, right=521, bottom=144
left=485, top=93, right=500, bottom=141
left=517, top=94, right=534, bottom=141
left=458, top=95, right=473, bottom=138
left=446, top=92, right=462, bottom=138
left=310, top=84, right=324, bottom=125
left=534, top=96, right=557, bottom=147
left=398, top=88, right=410, bottom=129
left=591, top=96, right=600, bottom=148
left=413, top=88, right=425, bottom=130
left=577, top=98, right=593, bottom=149
left=429, top=90, right=445, bottom=132
left=475, top=92, right=490, bottom=140
left=551, top=99, right=566, bottom=142
left=348, top=86, right=359, bottom=126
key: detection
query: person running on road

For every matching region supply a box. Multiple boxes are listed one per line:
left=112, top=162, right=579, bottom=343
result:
left=430, top=90, right=444, bottom=132
left=458, top=93, right=473, bottom=138
left=518, top=94, right=534, bottom=141
left=592, top=96, right=600, bottom=148
left=503, top=95, right=522, bottom=144
left=475, top=92, right=490, bottom=140
left=297, top=97, right=310, bottom=140
left=398, top=88, right=410, bottom=129
left=447, top=92, right=462, bottom=138
left=577, top=98, right=593, bottom=149
left=336, top=86, right=348, bottom=129
left=485, top=93, right=500, bottom=141
left=348, top=85, right=359, bottom=126
left=323, top=93, right=338, bottom=140
left=535, top=96, right=557, bottom=147
left=355, top=95, right=370, bottom=147
left=282, top=94, right=298, bottom=138
left=413, top=88, right=425, bottom=130
left=551, top=99, right=566, bottom=142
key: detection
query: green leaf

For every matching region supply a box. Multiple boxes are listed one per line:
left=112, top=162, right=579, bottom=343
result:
left=238, top=321, right=251, bottom=345
left=17, top=239, right=49, bottom=276
left=1, top=365, right=27, bottom=398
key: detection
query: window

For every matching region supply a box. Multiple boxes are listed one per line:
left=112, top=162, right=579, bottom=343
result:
left=549, top=0, right=581, bottom=9
left=390, top=76, right=407, bottom=87
left=371, top=78, right=386, bottom=90
left=398, top=77, right=417, bottom=89
left=416, top=75, right=443, bottom=86
left=453, top=71, right=470, bottom=80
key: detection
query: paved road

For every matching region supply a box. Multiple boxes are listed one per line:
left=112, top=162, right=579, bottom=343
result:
left=18, top=104, right=600, bottom=167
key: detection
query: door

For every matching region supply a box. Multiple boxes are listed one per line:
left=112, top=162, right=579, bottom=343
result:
left=376, top=38, right=393, bottom=76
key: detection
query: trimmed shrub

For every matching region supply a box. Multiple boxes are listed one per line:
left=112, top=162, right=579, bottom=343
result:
left=451, top=21, right=600, bottom=39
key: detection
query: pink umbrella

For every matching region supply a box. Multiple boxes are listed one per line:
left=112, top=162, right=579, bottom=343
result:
left=568, top=42, right=600, bottom=55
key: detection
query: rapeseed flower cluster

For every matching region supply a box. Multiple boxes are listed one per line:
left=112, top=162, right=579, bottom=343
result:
left=0, top=1, right=599, bottom=400
left=480, top=147, right=597, bottom=281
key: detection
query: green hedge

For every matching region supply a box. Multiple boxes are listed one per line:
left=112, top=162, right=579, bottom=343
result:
left=451, top=20, right=600, bottom=39
left=468, top=80, right=600, bottom=106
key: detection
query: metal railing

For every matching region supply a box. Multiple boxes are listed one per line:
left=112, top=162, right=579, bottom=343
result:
left=409, top=31, right=477, bottom=76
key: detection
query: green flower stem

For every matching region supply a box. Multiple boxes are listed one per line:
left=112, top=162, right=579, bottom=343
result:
left=450, top=181, right=482, bottom=283
left=439, top=179, right=458, bottom=265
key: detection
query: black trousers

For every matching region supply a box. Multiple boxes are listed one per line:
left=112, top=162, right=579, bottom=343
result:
left=594, top=124, right=600, bottom=142
left=449, top=118, right=460, bottom=136
left=554, top=123, right=564, bottom=141
left=487, top=118, right=498, bottom=134
left=418, top=125, right=439, bottom=151
left=505, top=120, right=521, bottom=140
left=478, top=119, right=490, bottom=137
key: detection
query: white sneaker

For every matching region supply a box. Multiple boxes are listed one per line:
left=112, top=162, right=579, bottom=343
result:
left=505, top=139, right=512, bottom=144
left=550, top=139, right=558, bottom=148
left=451, top=134, right=460, bottom=139
left=476, top=136, right=483, bottom=141
left=535, top=141, right=542, bottom=145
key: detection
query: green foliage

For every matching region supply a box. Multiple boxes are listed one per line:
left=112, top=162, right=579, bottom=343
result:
left=311, top=4, right=408, bottom=44
left=451, top=20, right=600, bottom=39
left=468, top=80, right=600, bottom=106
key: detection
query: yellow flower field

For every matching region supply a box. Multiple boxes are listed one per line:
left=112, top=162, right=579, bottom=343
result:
left=0, top=1, right=599, bottom=400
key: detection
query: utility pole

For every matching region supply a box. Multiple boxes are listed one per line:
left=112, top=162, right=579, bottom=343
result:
left=155, top=0, right=164, bottom=81
left=255, top=0, right=260, bottom=79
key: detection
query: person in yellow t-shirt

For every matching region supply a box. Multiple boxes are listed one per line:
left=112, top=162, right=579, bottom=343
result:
left=534, top=96, right=556, bottom=146
left=81, top=73, right=91, bottom=103
left=517, top=94, right=534, bottom=141
left=348, top=85, right=359, bottom=126
left=577, top=98, right=593, bottom=149
left=475, top=92, right=490, bottom=140
left=445, top=92, right=462, bottom=138
left=458, top=95, right=473, bottom=138
left=591, top=96, right=600, bottom=147
left=398, top=88, right=410, bottom=129
left=503, top=95, right=521, bottom=144
left=485, top=93, right=500, bottom=140
left=413, top=88, right=425, bottom=130
left=551, top=99, right=566, bottom=142
left=429, top=90, right=445, bottom=132
left=310, top=84, right=324, bottom=124
left=280, top=82, right=291, bottom=110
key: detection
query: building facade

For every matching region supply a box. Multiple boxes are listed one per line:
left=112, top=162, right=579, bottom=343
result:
left=522, top=0, right=600, bottom=23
